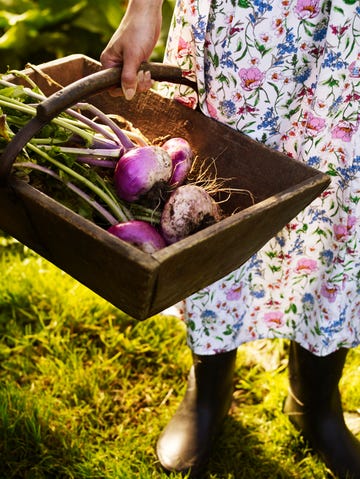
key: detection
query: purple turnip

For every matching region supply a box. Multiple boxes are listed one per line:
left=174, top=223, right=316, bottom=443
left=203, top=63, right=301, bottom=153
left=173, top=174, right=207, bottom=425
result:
left=108, top=220, right=166, bottom=253
left=161, top=184, right=222, bottom=244
left=114, top=145, right=172, bottom=203
left=162, top=137, right=194, bottom=186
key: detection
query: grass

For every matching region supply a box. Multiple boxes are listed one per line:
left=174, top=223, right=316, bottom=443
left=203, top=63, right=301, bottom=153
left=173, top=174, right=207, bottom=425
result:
left=0, top=232, right=359, bottom=479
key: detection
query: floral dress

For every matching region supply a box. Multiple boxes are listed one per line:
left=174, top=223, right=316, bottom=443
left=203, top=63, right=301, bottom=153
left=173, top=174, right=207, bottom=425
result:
left=163, top=0, right=360, bottom=356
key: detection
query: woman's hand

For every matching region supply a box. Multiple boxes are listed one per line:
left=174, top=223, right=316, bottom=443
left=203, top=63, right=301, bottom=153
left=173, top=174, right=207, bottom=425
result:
left=100, top=0, right=163, bottom=99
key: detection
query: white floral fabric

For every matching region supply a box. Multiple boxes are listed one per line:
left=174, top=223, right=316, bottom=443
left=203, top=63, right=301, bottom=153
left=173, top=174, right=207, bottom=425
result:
left=163, top=0, right=360, bottom=356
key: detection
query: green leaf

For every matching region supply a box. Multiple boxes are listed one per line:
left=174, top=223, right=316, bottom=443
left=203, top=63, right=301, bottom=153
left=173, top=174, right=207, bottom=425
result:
left=188, top=320, right=196, bottom=331
left=296, top=223, right=308, bottom=233
left=323, top=76, right=339, bottom=88
left=285, top=303, right=297, bottom=314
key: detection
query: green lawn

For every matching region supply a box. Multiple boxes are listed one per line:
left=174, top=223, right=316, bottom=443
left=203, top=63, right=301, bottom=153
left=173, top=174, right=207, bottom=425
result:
left=0, top=233, right=359, bottom=478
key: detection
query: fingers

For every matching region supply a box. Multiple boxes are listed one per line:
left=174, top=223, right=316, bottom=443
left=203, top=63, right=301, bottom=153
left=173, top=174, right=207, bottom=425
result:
left=101, top=46, right=152, bottom=99
left=104, top=69, right=153, bottom=99
left=136, top=70, right=153, bottom=92
left=120, top=52, right=148, bottom=99
left=116, top=63, right=152, bottom=100
left=121, top=73, right=153, bottom=100
left=120, top=60, right=136, bottom=99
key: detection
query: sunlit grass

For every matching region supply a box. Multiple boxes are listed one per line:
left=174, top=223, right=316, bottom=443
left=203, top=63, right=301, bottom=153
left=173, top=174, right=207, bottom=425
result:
left=0, top=233, right=359, bottom=478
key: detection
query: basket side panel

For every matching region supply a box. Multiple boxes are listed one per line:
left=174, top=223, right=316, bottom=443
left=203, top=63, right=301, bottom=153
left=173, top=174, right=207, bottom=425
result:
left=0, top=184, right=49, bottom=256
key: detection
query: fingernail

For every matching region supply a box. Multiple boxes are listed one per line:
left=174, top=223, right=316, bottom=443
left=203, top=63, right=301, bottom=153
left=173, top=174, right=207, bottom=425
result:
left=124, top=88, right=135, bottom=100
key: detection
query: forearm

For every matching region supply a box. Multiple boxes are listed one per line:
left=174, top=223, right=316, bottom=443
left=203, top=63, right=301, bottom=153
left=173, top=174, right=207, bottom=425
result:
left=125, top=0, right=163, bottom=14
left=118, top=0, right=163, bottom=52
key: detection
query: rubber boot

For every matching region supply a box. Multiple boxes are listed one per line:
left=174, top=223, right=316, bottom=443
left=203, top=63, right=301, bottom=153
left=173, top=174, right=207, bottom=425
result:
left=283, top=341, right=360, bottom=479
left=156, top=349, right=237, bottom=476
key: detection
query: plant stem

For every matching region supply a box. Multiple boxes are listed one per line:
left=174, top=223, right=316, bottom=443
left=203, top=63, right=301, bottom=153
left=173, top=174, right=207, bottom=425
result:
left=0, top=79, right=134, bottom=149
left=76, top=103, right=134, bottom=150
left=37, top=145, right=122, bottom=158
left=27, top=143, right=132, bottom=223
left=0, top=95, right=95, bottom=145
left=76, top=157, right=117, bottom=168
left=13, top=162, right=119, bottom=225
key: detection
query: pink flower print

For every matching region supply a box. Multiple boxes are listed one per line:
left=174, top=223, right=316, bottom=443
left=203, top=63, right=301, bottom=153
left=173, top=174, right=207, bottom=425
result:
left=295, top=258, right=318, bottom=273
left=238, top=67, right=264, bottom=91
left=345, top=92, right=360, bottom=103
left=334, top=216, right=357, bottom=240
left=175, top=95, right=197, bottom=109
left=347, top=215, right=357, bottom=233
left=250, top=57, right=260, bottom=66
left=333, top=223, right=348, bottom=241
left=270, top=71, right=283, bottom=82
left=264, top=311, right=284, bottom=327
left=225, top=284, right=243, bottom=301
left=238, top=104, right=258, bottom=115
left=260, top=33, right=270, bottom=44
left=225, top=14, right=234, bottom=24
left=295, top=0, right=320, bottom=19
left=320, top=282, right=340, bottom=303
left=272, top=18, right=284, bottom=36
left=349, top=60, right=360, bottom=78
left=177, top=37, right=191, bottom=58
left=305, top=112, right=326, bottom=137
left=331, top=121, right=357, bottom=142
left=226, top=14, right=243, bottom=35
left=230, top=26, right=242, bottom=35
left=206, top=99, right=218, bottom=119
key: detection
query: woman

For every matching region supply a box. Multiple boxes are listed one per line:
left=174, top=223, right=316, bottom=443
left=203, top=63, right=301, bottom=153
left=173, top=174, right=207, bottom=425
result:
left=101, top=1, right=360, bottom=477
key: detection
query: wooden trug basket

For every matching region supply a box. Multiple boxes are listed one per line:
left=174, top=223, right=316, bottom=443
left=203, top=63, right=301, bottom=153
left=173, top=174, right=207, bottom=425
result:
left=0, top=55, right=330, bottom=319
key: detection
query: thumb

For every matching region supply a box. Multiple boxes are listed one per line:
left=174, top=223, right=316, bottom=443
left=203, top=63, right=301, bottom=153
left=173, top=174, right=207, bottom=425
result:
left=121, top=58, right=139, bottom=101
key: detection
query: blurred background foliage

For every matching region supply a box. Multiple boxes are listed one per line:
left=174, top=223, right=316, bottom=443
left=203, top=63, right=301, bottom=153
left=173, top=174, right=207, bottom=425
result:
left=0, top=0, right=175, bottom=71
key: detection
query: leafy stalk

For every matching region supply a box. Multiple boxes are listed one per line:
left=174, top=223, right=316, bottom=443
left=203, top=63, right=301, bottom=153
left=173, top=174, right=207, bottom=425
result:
left=36, top=145, right=122, bottom=158
left=27, top=143, right=132, bottom=223
left=0, top=95, right=96, bottom=146
left=13, top=162, right=119, bottom=225
left=0, top=79, right=135, bottom=148
left=75, top=103, right=134, bottom=149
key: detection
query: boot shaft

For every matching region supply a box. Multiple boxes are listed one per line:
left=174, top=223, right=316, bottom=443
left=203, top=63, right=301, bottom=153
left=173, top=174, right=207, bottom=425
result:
left=288, top=341, right=348, bottom=408
left=191, top=349, right=237, bottom=408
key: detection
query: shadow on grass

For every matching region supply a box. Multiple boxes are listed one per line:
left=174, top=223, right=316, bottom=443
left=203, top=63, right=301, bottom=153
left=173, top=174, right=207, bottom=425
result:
left=196, top=416, right=301, bottom=479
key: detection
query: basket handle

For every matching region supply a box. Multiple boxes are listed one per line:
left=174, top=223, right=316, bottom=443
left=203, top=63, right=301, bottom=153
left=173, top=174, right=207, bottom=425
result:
left=0, top=62, right=197, bottom=183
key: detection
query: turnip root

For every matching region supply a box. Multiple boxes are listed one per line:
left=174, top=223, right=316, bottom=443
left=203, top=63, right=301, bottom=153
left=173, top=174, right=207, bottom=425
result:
left=161, top=184, right=222, bottom=244
left=108, top=220, right=166, bottom=253
left=162, top=137, right=194, bottom=186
